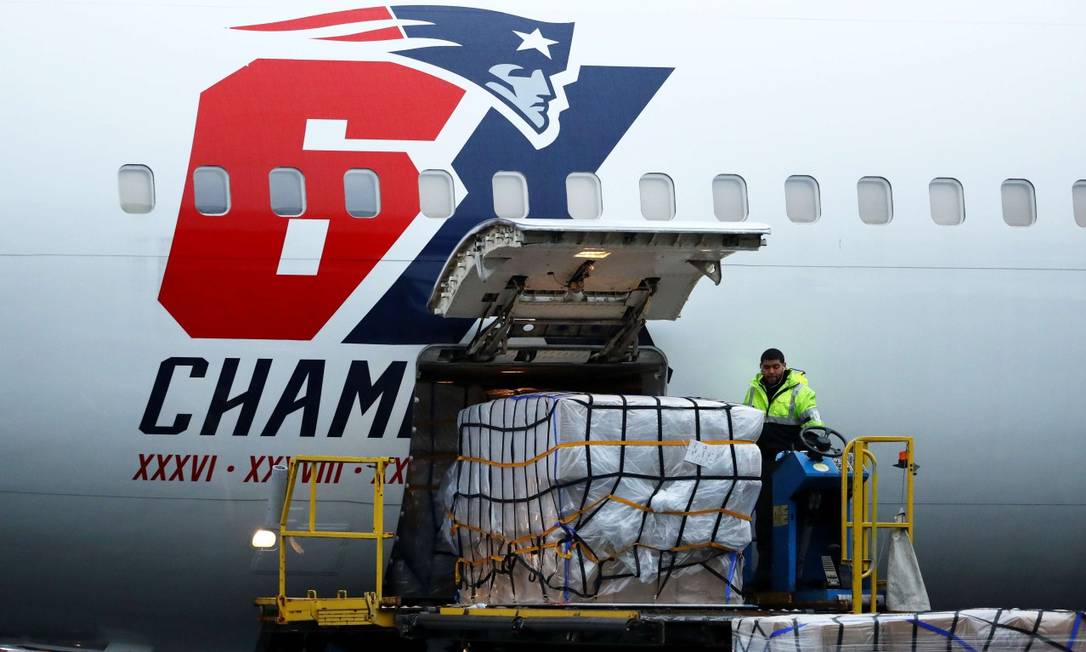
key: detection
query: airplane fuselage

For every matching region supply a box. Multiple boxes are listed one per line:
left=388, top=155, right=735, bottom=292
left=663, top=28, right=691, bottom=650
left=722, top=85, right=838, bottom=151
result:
left=1, top=1, right=1084, bottom=650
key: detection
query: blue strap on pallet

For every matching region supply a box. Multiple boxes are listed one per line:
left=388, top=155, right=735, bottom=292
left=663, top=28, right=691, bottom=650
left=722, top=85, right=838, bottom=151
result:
left=911, top=618, right=979, bottom=652
left=556, top=522, right=577, bottom=602
left=724, top=550, right=739, bottom=602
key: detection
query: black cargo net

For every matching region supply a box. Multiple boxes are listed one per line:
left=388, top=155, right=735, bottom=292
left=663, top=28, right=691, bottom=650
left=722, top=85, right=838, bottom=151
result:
left=444, top=393, right=762, bottom=604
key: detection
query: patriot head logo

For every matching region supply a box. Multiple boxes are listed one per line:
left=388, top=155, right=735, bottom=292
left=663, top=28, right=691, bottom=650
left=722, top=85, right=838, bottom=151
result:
left=158, top=5, right=671, bottom=343
left=235, top=6, right=577, bottom=147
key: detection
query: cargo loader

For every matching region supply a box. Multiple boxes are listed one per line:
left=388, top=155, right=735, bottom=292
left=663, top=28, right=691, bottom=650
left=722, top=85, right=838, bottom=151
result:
left=250, top=219, right=1083, bottom=651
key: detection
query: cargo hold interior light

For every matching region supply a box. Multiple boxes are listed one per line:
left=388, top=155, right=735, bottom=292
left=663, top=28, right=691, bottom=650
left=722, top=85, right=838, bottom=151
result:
left=574, top=249, right=610, bottom=259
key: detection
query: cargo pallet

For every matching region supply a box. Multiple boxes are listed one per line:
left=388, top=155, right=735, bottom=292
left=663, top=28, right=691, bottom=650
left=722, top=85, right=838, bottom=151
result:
left=256, top=602, right=764, bottom=650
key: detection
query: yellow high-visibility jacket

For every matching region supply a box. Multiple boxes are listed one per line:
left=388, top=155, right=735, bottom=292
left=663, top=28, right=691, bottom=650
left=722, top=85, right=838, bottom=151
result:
left=743, top=369, right=823, bottom=429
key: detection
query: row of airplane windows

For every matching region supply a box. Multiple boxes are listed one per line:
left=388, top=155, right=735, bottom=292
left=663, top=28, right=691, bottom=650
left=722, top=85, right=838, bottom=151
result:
left=117, top=164, right=1086, bottom=227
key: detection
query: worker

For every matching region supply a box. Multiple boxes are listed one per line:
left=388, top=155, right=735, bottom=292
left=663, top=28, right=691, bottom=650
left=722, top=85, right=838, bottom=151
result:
left=743, top=348, right=823, bottom=591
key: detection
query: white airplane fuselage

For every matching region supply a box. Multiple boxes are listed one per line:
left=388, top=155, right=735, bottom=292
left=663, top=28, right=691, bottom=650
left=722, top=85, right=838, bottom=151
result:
left=1, top=1, right=1084, bottom=650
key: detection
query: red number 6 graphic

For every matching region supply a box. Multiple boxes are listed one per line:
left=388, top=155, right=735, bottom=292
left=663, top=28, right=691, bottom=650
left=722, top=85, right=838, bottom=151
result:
left=159, top=59, right=464, bottom=340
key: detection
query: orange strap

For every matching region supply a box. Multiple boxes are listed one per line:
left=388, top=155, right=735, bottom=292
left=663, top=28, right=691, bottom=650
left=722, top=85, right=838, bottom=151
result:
left=457, top=438, right=753, bottom=469
left=605, top=493, right=752, bottom=521
left=455, top=539, right=740, bottom=570
left=456, top=538, right=603, bottom=568
left=449, top=491, right=750, bottom=545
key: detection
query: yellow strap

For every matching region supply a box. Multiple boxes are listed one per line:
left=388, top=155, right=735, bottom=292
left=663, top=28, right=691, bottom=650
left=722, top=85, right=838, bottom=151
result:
left=449, top=492, right=751, bottom=553
left=450, top=520, right=489, bottom=536
left=447, top=476, right=754, bottom=581
left=605, top=494, right=752, bottom=522
left=634, top=541, right=741, bottom=554
left=457, top=438, right=753, bottom=469
left=455, top=539, right=739, bottom=570
left=448, top=500, right=608, bottom=548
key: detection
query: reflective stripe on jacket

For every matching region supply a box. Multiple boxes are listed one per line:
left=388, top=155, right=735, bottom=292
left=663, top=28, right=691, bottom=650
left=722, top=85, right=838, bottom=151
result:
left=743, top=369, right=823, bottom=429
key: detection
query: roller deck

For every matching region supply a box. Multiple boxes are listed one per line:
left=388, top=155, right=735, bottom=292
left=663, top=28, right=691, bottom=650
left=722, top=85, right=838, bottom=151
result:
left=254, top=603, right=1084, bottom=651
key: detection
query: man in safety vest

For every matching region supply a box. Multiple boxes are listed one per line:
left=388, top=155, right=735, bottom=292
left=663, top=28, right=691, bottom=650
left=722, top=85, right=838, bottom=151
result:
left=743, top=348, right=823, bottom=590
left=744, top=348, right=823, bottom=448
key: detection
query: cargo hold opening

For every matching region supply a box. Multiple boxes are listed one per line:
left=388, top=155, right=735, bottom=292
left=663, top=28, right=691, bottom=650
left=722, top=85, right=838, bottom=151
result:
left=385, top=343, right=668, bottom=603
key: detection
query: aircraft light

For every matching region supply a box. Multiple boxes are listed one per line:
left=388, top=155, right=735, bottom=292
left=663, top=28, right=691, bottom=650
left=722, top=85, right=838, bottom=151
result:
left=251, top=465, right=289, bottom=550
left=251, top=528, right=278, bottom=549
left=574, top=249, right=611, bottom=259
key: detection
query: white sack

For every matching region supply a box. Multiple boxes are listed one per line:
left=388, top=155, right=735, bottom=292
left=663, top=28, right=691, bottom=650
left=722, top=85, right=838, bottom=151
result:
left=886, top=527, right=931, bottom=612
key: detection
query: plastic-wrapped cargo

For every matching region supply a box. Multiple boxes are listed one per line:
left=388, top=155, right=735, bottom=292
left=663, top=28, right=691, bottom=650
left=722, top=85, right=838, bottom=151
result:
left=732, top=609, right=1086, bottom=651
left=440, top=393, right=764, bottom=604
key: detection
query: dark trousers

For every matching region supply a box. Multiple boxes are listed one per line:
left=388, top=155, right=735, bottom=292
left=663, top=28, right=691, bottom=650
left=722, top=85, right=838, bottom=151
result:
left=753, top=425, right=798, bottom=588
left=753, top=448, right=780, bottom=587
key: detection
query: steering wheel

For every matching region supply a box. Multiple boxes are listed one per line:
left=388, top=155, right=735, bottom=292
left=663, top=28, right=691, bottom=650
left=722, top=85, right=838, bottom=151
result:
left=797, top=426, right=847, bottom=459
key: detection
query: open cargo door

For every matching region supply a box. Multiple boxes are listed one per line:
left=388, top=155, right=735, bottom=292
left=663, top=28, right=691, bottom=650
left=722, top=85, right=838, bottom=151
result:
left=429, top=218, right=768, bottom=362
left=386, top=218, right=769, bottom=603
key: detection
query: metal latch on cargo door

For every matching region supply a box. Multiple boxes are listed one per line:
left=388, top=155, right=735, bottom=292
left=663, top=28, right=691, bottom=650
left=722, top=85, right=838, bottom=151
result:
left=465, top=276, right=525, bottom=361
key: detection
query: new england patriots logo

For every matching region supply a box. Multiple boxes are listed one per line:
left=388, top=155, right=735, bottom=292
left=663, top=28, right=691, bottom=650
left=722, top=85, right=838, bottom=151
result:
left=236, top=6, right=576, bottom=145
left=159, top=6, right=671, bottom=343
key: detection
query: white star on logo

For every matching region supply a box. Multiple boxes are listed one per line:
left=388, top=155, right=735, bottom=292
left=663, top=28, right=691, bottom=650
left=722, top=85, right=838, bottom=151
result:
left=513, top=28, right=559, bottom=59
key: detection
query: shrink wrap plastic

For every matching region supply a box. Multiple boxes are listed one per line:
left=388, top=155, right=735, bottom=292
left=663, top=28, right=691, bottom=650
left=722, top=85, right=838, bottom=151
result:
left=733, top=609, right=1086, bottom=651
left=441, top=393, right=764, bottom=604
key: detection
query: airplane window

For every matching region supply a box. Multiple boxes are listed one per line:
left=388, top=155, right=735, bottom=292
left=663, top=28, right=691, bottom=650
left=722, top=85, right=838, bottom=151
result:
left=344, top=169, right=380, bottom=218
left=118, top=164, right=155, bottom=214
left=857, top=177, right=893, bottom=225
left=639, top=173, right=675, bottom=221
left=929, top=178, right=965, bottom=225
left=1074, top=180, right=1086, bottom=227
left=419, top=170, right=455, bottom=219
left=566, top=172, right=603, bottom=219
left=1001, top=179, right=1036, bottom=227
left=193, top=166, right=230, bottom=216
left=269, top=168, right=306, bottom=217
left=712, top=174, right=748, bottom=222
left=492, top=171, right=529, bottom=219
left=785, top=175, right=820, bottom=223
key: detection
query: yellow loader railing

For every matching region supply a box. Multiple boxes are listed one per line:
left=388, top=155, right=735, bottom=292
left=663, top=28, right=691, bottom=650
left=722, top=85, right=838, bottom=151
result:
left=840, top=437, right=915, bottom=614
left=258, top=455, right=396, bottom=627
